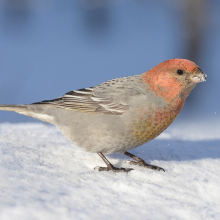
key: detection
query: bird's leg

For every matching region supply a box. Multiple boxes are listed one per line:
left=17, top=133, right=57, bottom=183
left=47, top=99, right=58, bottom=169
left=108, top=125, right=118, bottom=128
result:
left=95, top=152, right=133, bottom=172
left=124, top=151, right=165, bottom=172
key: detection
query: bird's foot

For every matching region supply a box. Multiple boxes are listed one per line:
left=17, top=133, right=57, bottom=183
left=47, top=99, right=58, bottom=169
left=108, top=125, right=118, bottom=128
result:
left=94, top=166, right=133, bottom=173
left=129, top=161, right=165, bottom=172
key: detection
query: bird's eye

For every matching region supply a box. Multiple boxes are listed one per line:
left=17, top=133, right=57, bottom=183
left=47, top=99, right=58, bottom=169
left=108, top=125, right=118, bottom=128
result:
left=177, top=69, right=184, bottom=75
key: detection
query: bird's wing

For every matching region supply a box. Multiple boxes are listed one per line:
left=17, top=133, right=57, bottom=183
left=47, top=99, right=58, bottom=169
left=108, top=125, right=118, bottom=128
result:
left=32, top=76, right=144, bottom=115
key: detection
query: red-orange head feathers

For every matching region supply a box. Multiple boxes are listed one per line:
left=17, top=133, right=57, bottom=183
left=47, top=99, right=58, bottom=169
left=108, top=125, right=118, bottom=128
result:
left=142, top=59, right=206, bottom=102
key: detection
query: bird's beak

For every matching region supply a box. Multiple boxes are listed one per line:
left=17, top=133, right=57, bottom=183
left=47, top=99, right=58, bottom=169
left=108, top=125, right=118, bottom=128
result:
left=191, top=68, right=207, bottom=84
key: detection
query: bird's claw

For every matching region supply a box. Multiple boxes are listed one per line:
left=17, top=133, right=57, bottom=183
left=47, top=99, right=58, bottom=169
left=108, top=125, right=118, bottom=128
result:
left=128, top=161, right=165, bottom=172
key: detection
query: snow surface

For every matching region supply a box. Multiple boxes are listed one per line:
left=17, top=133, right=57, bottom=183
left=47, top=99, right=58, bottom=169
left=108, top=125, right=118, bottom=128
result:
left=0, top=120, right=220, bottom=220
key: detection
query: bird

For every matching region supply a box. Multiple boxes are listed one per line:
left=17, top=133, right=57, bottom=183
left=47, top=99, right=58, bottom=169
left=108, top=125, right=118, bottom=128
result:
left=0, top=59, right=206, bottom=172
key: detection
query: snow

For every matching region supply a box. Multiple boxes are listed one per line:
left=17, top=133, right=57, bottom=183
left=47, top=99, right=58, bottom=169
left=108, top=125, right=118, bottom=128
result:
left=0, top=120, right=220, bottom=220
left=0, top=1, right=220, bottom=219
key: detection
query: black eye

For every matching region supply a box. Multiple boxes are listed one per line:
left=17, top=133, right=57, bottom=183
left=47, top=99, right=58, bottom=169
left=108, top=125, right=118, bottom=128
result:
left=177, top=69, right=184, bottom=75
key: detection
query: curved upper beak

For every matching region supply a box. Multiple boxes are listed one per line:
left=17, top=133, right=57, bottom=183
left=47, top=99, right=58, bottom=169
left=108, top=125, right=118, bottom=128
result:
left=191, top=68, right=207, bottom=84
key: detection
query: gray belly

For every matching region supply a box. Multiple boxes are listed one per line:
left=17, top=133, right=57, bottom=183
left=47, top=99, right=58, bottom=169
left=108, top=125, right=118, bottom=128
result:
left=47, top=108, right=139, bottom=154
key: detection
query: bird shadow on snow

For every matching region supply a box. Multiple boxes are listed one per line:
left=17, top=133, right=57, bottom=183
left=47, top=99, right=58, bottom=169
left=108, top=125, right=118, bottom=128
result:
left=106, top=138, right=220, bottom=164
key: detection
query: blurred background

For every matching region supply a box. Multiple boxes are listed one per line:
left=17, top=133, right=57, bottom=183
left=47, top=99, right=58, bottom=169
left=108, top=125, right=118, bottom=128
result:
left=0, top=0, right=219, bottom=123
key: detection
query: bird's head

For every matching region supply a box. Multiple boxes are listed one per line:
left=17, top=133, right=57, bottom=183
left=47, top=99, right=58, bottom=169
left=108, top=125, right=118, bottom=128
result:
left=142, top=59, right=206, bottom=102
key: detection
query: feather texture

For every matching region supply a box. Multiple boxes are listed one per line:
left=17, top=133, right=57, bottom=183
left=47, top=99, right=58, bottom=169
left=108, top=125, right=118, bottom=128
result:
left=31, top=75, right=145, bottom=115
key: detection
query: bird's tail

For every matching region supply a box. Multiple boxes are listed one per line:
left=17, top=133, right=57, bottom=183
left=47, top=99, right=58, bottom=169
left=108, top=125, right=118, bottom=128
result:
left=0, top=104, right=53, bottom=123
left=0, top=104, right=28, bottom=113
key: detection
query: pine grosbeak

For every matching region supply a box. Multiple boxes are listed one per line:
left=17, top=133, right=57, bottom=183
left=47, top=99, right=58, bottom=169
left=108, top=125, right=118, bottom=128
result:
left=0, top=59, right=206, bottom=172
